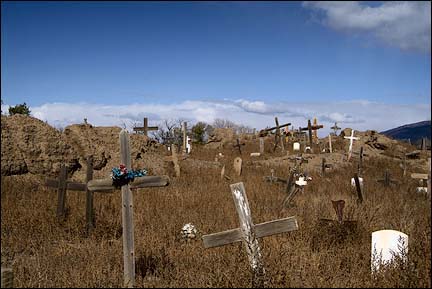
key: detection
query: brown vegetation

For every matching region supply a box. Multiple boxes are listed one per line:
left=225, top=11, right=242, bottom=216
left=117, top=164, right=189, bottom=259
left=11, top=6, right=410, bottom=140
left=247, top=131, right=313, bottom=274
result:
left=1, top=116, right=431, bottom=287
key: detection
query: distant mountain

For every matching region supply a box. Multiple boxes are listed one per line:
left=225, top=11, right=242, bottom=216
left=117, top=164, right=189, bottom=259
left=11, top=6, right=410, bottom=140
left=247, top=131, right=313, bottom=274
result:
left=381, top=120, right=431, bottom=144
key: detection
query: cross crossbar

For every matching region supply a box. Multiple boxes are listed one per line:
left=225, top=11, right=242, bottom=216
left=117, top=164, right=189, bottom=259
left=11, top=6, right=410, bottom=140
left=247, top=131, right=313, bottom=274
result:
left=203, top=216, right=298, bottom=248
left=87, top=176, right=170, bottom=192
left=133, top=117, right=159, bottom=136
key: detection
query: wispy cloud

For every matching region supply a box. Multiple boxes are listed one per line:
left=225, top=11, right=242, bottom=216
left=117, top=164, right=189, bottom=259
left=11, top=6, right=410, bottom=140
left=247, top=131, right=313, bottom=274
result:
left=303, top=1, right=431, bottom=53
left=2, top=99, right=430, bottom=136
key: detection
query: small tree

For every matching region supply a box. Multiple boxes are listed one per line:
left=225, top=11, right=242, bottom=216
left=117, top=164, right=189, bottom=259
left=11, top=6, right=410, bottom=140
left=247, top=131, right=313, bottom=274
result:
left=191, top=121, right=208, bottom=144
left=9, top=102, right=31, bottom=116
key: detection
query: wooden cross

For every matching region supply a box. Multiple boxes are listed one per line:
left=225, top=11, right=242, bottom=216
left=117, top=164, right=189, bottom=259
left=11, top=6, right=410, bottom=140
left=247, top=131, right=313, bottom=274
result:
left=202, top=182, right=298, bottom=287
left=273, top=117, right=286, bottom=152
left=233, top=138, right=245, bottom=155
left=331, top=122, right=341, bottom=135
left=45, top=164, right=88, bottom=217
left=86, top=130, right=170, bottom=287
left=133, top=117, right=159, bottom=136
left=321, top=158, right=332, bottom=176
left=312, top=117, right=322, bottom=143
left=344, top=129, right=359, bottom=161
left=358, top=146, right=364, bottom=176
left=300, top=119, right=323, bottom=149
left=377, top=169, right=398, bottom=187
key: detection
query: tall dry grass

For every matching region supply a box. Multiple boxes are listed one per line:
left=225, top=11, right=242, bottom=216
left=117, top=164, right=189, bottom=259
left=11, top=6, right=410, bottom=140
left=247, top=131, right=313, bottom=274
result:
left=1, top=142, right=431, bottom=288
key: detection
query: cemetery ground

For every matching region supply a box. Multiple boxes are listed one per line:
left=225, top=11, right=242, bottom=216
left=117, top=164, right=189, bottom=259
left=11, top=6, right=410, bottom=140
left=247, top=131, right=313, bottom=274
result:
left=1, top=138, right=431, bottom=288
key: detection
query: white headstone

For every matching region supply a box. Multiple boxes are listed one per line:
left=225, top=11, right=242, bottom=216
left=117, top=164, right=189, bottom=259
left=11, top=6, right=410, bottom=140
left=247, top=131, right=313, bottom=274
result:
left=293, top=142, right=300, bottom=151
left=371, top=230, right=408, bottom=272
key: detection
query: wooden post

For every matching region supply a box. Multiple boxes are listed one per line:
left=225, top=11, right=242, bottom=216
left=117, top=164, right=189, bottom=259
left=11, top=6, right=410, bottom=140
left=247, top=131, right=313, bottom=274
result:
left=321, top=158, right=326, bottom=176
left=57, top=165, right=67, bottom=218
left=202, top=182, right=298, bottom=288
left=428, top=158, right=431, bottom=199
left=274, top=117, right=284, bottom=152
left=358, top=146, right=363, bottom=176
left=421, top=137, right=427, bottom=150
left=171, top=144, right=181, bottom=177
left=328, top=134, right=332, bottom=153
left=85, top=156, right=94, bottom=232
left=259, top=137, right=264, bottom=154
left=119, top=130, right=135, bottom=288
left=1, top=268, right=13, bottom=288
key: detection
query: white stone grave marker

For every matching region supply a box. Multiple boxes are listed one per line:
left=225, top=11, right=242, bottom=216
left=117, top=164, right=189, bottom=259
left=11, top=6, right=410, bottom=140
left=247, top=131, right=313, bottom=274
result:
left=371, top=230, right=408, bottom=272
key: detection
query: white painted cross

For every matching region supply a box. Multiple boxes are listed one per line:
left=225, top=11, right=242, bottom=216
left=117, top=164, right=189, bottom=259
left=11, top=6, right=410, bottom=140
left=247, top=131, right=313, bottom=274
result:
left=344, top=129, right=360, bottom=161
left=186, top=135, right=192, bottom=153
left=371, top=230, right=408, bottom=272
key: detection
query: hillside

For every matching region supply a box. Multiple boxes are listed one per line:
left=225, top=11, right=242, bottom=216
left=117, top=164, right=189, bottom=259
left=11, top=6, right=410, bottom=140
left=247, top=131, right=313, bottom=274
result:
left=381, top=120, right=431, bottom=143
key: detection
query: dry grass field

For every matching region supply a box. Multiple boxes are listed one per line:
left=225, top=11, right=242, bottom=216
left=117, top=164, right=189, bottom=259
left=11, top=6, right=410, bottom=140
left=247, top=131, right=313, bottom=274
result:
left=1, top=142, right=431, bottom=288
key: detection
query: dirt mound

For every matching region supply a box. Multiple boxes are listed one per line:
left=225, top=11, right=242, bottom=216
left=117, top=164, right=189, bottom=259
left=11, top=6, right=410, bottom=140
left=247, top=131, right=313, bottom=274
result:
left=205, top=128, right=237, bottom=149
left=63, top=123, right=166, bottom=181
left=1, top=116, right=166, bottom=180
left=1, top=115, right=80, bottom=176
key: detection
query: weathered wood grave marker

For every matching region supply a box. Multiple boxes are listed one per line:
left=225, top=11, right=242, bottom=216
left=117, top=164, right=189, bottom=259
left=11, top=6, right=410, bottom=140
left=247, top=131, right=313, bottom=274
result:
left=344, top=129, right=359, bottom=161
left=312, top=117, right=322, bottom=144
left=133, top=117, right=159, bottom=136
left=321, top=158, right=333, bottom=176
left=376, top=169, right=399, bottom=187
left=202, top=182, right=299, bottom=287
left=331, top=122, right=341, bottom=136
left=163, top=144, right=187, bottom=177
left=283, top=170, right=308, bottom=208
left=300, top=119, right=323, bottom=151
left=233, top=138, right=245, bottom=155
left=371, top=230, right=408, bottom=272
left=259, top=118, right=291, bottom=152
left=259, top=137, right=264, bottom=154
left=45, top=160, right=90, bottom=219
left=86, top=130, right=170, bottom=287
left=233, top=157, right=242, bottom=176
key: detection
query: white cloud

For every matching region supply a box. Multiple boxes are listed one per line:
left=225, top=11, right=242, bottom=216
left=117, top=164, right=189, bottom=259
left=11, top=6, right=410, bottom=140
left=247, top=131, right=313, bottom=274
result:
left=3, top=99, right=429, bottom=138
left=303, top=1, right=431, bottom=52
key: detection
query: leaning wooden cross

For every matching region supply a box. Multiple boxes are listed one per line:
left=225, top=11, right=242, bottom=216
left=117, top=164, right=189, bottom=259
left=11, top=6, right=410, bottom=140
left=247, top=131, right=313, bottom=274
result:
left=45, top=161, right=89, bottom=218
left=233, top=138, right=245, bottom=155
left=133, top=117, right=159, bottom=136
left=259, top=118, right=291, bottom=152
left=86, top=130, right=170, bottom=288
left=202, top=182, right=298, bottom=287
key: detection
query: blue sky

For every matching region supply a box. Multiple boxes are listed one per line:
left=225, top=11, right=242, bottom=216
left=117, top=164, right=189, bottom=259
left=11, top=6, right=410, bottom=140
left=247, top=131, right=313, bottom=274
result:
left=1, top=1, right=431, bottom=135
